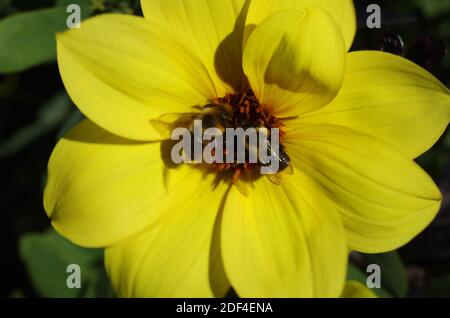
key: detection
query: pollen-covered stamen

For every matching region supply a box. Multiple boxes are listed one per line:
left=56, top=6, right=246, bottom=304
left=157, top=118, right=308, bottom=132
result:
left=200, top=89, right=290, bottom=183
left=218, top=89, right=286, bottom=138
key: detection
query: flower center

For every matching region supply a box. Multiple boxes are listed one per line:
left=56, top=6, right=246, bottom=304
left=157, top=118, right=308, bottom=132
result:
left=199, top=89, right=291, bottom=183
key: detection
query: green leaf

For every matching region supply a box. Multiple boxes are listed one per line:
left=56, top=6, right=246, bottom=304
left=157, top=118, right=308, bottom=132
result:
left=0, top=5, right=92, bottom=73
left=363, top=252, right=408, bottom=298
left=347, top=263, right=368, bottom=282
left=19, top=228, right=108, bottom=298
left=412, top=0, right=450, bottom=17
left=0, top=8, right=66, bottom=73
left=55, top=0, right=92, bottom=7
left=346, top=263, right=393, bottom=298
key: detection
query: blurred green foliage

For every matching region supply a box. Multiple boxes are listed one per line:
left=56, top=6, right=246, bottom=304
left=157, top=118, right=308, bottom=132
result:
left=364, top=252, right=408, bottom=298
left=0, top=0, right=449, bottom=298
left=413, top=0, right=450, bottom=18
left=0, top=0, right=140, bottom=298
left=0, top=92, right=72, bottom=159
left=0, top=6, right=90, bottom=73
left=347, top=263, right=393, bottom=298
left=348, top=252, right=408, bottom=298
left=0, top=0, right=139, bottom=73
left=423, top=275, right=450, bottom=298
left=19, top=229, right=112, bottom=298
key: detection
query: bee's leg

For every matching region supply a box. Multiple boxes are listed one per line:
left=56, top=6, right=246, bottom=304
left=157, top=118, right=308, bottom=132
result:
left=232, top=168, right=243, bottom=184
left=239, top=90, right=247, bottom=106
left=245, top=100, right=251, bottom=117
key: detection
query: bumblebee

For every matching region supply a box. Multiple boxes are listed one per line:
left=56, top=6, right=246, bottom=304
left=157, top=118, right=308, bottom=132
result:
left=150, top=102, right=294, bottom=194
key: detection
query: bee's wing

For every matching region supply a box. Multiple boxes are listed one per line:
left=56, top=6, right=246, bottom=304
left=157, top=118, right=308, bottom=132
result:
left=266, top=173, right=283, bottom=185
left=284, top=163, right=294, bottom=176
left=234, top=178, right=250, bottom=197
left=150, top=113, right=197, bottom=139
left=150, top=119, right=173, bottom=139
left=265, top=164, right=294, bottom=185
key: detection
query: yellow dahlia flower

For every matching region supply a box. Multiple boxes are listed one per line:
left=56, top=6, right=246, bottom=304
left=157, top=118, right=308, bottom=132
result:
left=44, top=0, right=450, bottom=297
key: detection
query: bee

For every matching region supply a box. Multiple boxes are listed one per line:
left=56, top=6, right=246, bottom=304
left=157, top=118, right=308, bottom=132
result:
left=150, top=112, right=198, bottom=140
left=150, top=104, right=294, bottom=196
left=230, top=141, right=294, bottom=197
left=200, top=103, right=234, bottom=131
left=150, top=104, right=233, bottom=138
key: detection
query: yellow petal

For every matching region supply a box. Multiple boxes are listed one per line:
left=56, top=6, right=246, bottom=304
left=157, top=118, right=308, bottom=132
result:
left=221, top=176, right=347, bottom=297
left=341, top=281, right=377, bottom=298
left=299, top=51, right=450, bottom=159
left=57, top=14, right=216, bottom=141
left=105, top=178, right=230, bottom=298
left=140, top=0, right=250, bottom=95
left=245, top=0, right=356, bottom=51
left=44, top=120, right=221, bottom=248
left=286, top=124, right=442, bottom=253
left=243, top=8, right=346, bottom=118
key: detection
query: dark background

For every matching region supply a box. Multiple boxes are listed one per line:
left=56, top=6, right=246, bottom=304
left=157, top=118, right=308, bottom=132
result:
left=0, top=0, right=449, bottom=298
